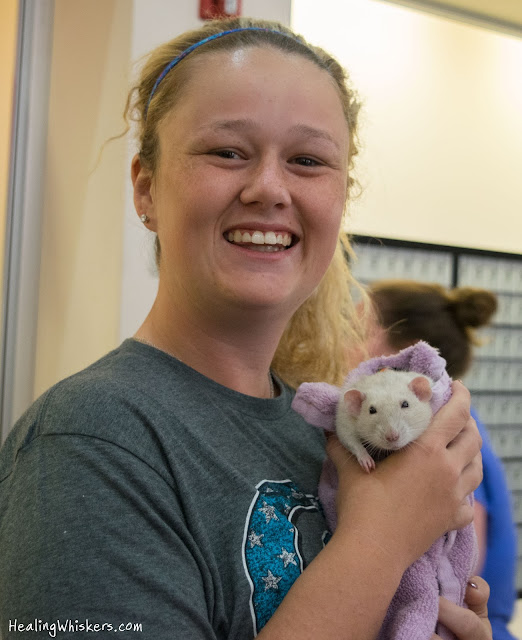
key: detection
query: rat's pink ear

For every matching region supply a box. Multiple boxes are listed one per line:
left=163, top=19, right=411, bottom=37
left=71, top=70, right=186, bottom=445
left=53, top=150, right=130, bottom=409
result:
left=409, top=376, right=432, bottom=402
left=344, top=389, right=365, bottom=416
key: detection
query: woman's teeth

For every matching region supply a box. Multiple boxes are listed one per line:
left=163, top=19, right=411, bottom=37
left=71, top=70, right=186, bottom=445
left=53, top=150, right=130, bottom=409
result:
left=227, top=230, right=292, bottom=251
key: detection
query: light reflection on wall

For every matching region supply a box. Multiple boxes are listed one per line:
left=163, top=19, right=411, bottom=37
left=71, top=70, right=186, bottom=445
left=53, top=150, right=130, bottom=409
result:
left=292, top=0, right=522, bottom=254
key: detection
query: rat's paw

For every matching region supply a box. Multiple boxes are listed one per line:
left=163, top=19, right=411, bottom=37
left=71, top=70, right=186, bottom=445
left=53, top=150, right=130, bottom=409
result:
left=357, top=453, right=375, bottom=473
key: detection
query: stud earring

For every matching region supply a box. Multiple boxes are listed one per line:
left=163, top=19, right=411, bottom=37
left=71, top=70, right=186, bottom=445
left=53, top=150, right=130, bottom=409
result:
left=140, top=214, right=150, bottom=224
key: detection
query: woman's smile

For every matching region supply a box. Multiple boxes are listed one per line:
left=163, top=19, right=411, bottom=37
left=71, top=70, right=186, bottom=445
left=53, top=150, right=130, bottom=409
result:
left=225, top=229, right=295, bottom=252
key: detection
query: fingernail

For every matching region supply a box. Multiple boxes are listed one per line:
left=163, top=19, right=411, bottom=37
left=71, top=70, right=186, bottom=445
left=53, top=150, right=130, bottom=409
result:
left=467, top=581, right=478, bottom=589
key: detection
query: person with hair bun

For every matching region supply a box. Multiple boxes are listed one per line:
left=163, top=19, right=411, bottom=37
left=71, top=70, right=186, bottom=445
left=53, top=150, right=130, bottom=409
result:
left=367, top=279, right=517, bottom=640
left=0, top=18, right=489, bottom=639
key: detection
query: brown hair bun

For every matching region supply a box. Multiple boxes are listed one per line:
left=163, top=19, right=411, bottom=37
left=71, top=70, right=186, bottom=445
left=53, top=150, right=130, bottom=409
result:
left=448, top=287, right=498, bottom=329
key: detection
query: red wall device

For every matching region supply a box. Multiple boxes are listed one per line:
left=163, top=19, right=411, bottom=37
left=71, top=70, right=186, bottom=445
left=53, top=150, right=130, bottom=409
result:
left=199, top=0, right=242, bottom=20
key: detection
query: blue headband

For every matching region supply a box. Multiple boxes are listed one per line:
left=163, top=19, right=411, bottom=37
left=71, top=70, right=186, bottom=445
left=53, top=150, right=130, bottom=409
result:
left=145, top=27, right=292, bottom=118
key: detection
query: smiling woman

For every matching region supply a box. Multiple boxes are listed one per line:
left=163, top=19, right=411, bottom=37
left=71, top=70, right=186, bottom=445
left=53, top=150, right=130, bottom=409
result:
left=131, top=44, right=350, bottom=376
left=126, top=21, right=363, bottom=390
left=0, top=16, right=490, bottom=640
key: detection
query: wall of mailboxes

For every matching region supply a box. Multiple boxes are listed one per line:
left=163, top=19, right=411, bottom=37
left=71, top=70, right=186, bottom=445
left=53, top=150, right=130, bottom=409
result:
left=350, top=235, right=522, bottom=593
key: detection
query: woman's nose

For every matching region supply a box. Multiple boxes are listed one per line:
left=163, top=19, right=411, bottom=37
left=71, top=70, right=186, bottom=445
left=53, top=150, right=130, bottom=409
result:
left=239, top=157, right=292, bottom=209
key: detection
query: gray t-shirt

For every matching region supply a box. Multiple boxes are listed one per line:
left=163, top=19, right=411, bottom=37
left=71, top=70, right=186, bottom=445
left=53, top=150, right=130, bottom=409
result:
left=0, top=340, right=328, bottom=639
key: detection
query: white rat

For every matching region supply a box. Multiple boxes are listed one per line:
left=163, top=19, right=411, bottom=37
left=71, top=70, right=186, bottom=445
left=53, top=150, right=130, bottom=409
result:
left=335, top=368, right=434, bottom=472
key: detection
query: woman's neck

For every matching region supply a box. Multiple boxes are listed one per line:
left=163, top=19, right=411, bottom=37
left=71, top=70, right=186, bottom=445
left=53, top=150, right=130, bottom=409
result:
left=134, top=294, right=289, bottom=398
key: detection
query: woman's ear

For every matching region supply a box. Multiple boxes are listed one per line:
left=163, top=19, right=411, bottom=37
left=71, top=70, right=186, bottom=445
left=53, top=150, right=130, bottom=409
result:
left=131, top=154, right=156, bottom=231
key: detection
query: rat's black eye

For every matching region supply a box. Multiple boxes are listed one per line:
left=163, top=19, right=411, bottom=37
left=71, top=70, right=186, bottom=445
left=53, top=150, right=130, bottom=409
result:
left=369, top=406, right=377, bottom=414
left=401, top=400, right=409, bottom=408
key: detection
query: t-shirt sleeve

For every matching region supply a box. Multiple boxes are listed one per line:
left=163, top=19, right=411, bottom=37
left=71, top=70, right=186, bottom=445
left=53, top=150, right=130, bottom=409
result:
left=0, top=432, right=218, bottom=640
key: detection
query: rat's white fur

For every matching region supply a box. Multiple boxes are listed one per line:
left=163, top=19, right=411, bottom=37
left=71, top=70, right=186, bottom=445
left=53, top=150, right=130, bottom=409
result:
left=336, top=369, right=434, bottom=472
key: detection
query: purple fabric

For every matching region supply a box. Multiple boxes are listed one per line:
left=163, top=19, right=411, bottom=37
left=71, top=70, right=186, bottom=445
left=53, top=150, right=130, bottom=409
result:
left=292, top=341, right=478, bottom=640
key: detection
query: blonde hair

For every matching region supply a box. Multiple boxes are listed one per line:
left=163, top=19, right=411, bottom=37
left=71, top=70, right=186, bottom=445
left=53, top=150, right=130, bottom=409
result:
left=123, top=17, right=367, bottom=387
left=272, top=235, right=369, bottom=388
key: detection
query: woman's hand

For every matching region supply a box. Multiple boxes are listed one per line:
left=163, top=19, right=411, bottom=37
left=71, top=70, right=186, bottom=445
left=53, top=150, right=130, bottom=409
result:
left=431, top=577, right=492, bottom=639
left=327, top=381, right=483, bottom=569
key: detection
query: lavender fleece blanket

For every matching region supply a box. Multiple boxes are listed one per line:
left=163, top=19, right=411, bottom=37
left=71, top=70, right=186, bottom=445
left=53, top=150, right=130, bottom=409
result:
left=292, top=341, right=478, bottom=640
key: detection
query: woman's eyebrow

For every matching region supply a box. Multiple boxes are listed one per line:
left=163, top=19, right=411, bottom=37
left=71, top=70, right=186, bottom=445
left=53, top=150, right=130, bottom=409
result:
left=198, top=118, right=257, bottom=133
left=197, top=119, right=341, bottom=150
left=289, top=124, right=341, bottom=151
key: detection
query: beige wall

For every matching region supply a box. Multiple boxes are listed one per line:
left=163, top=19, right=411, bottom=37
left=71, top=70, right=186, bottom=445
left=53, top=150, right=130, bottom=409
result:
left=34, top=0, right=292, bottom=400
left=34, top=0, right=132, bottom=398
left=0, top=0, right=19, bottom=297
left=293, top=0, right=522, bottom=254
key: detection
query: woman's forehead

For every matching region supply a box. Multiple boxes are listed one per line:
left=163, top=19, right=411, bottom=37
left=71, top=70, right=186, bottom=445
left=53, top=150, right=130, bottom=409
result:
left=181, top=43, right=319, bottom=78
left=160, top=46, right=348, bottom=134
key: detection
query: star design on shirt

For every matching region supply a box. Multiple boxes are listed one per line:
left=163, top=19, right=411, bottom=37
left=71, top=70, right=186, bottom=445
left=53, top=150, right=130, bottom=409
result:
left=258, top=501, right=279, bottom=524
left=278, top=548, right=297, bottom=568
left=262, top=569, right=282, bottom=591
left=248, top=530, right=264, bottom=548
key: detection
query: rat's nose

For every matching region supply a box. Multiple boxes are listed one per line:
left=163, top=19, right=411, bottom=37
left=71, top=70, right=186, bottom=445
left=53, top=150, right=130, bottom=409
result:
left=385, top=430, right=400, bottom=443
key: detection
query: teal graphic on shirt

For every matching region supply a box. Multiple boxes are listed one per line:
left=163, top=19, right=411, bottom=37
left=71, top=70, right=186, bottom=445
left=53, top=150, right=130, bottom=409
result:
left=242, top=479, right=326, bottom=635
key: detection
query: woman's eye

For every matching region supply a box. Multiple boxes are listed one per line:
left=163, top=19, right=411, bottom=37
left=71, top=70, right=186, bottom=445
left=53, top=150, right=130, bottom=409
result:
left=214, top=150, right=240, bottom=159
left=293, top=157, right=321, bottom=167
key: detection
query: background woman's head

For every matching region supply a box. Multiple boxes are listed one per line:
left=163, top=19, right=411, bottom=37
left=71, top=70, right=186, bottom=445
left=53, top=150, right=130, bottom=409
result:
left=367, top=279, right=498, bottom=378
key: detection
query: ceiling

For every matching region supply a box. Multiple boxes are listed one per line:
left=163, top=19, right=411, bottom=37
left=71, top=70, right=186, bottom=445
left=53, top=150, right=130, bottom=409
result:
left=390, top=0, right=522, bottom=33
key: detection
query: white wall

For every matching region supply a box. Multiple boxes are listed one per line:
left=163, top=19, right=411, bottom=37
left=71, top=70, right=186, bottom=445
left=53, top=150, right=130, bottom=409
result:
left=293, top=0, right=522, bottom=254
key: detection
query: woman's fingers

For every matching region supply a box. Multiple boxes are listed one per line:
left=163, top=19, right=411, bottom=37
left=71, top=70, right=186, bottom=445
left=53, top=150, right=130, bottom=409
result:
left=459, top=449, right=483, bottom=496
left=447, top=413, right=481, bottom=454
left=437, top=577, right=492, bottom=639
left=423, top=381, right=471, bottom=446
left=417, top=381, right=483, bottom=504
left=446, top=415, right=482, bottom=473
left=443, top=449, right=482, bottom=531
left=463, top=576, right=490, bottom=621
